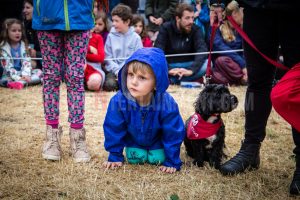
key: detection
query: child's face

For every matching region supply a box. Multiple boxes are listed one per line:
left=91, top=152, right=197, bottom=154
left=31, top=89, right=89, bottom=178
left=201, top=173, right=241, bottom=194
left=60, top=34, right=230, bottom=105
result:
left=134, top=21, right=143, bottom=35
left=112, top=15, right=130, bottom=34
left=94, top=18, right=105, bottom=33
left=126, top=65, right=155, bottom=105
left=8, top=23, right=22, bottom=43
left=93, top=1, right=98, bottom=15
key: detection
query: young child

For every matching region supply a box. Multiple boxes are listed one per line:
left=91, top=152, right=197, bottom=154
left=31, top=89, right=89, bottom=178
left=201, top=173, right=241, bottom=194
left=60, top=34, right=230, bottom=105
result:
left=94, top=11, right=110, bottom=44
left=103, top=48, right=185, bottom=173
left=132, top=14, right=153, bottom=47
left=84, top=29, right=105, bottom=91
left=0, top=18, right=42, bottom=89
left=104, top=4, right=143, bottom=91
left=33, top=0, right=94, bottom=162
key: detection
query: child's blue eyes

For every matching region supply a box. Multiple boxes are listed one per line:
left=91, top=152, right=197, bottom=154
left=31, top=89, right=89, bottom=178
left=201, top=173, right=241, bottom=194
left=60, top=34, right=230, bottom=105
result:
left=128, top=73, right=147, bottom=80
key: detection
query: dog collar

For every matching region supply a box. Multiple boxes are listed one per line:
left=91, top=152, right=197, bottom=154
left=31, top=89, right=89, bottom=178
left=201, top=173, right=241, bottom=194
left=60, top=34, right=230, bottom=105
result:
left=187, top=113, right=222, bottom=140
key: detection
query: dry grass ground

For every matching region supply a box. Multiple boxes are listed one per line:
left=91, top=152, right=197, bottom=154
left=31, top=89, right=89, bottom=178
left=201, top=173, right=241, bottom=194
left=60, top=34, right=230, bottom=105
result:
left=0, top=84, right=297, bottom=199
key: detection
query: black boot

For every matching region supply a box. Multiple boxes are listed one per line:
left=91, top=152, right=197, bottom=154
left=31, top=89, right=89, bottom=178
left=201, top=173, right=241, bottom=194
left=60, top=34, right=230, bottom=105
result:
left=290, top=128, right=300, bottom=195
left=290, top=167, right=300, bottom=195
left=219, top=141, right=261, bottom=175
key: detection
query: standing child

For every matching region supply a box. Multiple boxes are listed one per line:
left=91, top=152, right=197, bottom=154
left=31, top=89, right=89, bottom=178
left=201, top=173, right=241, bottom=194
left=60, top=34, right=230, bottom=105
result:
left=0, top=18, right=42, bottom=89
left=32, top=0, right=94, bottom=162
left=94, top=11, right=110, bottom=44
left=104, top=4, right=143, bottom=91
left=103, top=48, right=185, bottom=173
left=84, top=29, right=105, bottom=91
left=132, top=14, right=153, bottom=47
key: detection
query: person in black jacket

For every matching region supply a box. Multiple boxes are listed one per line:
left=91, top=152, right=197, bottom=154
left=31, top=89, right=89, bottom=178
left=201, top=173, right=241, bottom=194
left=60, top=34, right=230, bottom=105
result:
left=154, top=3, right=208, bottom=84
left=212, top=0, right=300, bottom=195
left=145, top=0, right=178, bottom=42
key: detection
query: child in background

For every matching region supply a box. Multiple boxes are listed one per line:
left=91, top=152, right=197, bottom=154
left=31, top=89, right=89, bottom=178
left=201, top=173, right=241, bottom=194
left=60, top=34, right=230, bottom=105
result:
left=104, top=4, right=143, bottom=91
left=84, top=28, right=105, bottom=91
left=94, top=11, right=110, bottom=44
left=93, top=0, right=99, bottom=16
left=192, top=0, right=210, bottom=39
left=103, top=48, right=185, bottom=173
left=132, top=14, right=153, bottom=47
left=23, top=0, right=42, bottom=70
left=0, top=18, right=42, bottom=89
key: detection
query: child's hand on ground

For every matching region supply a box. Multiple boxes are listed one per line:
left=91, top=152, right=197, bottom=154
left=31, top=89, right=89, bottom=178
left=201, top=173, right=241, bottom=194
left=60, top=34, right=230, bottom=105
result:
left=102, top=161, right=123, bottom=169
left=159, top=166, right=177, bottom=174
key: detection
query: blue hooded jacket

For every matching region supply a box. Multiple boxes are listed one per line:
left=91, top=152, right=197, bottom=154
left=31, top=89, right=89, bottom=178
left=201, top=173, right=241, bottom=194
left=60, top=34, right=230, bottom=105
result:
left=103, top=48, right=185, bottom=170
left=32, top=0, right=94, bottom=31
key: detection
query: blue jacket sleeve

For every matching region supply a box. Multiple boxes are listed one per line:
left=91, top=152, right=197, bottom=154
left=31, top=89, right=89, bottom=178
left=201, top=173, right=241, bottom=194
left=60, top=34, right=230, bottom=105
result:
left=213, top=29, right=246, bottom=68
left=103, top=93, right=127, bottom=162
left=198, top=4, right=210, bottom=23
left=160, top=95, right=185, bottom=170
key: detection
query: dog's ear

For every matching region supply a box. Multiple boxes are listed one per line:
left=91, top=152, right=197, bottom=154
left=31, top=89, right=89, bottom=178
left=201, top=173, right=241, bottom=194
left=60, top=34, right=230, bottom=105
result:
left=194, top=90, right=212, bottom=115
left=194, top=93, right=202, bottom=114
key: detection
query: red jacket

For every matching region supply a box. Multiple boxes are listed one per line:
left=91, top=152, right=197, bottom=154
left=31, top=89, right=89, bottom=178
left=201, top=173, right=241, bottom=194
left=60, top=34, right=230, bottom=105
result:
left=142, top=36, right=153, bottom=48
left=86, top=33, right=105, bottom=63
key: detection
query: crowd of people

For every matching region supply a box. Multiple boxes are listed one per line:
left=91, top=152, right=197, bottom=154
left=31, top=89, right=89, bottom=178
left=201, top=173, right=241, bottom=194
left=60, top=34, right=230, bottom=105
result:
left=0, top=0, right=249, bottom=91
left=1, top=0, right=300, bottom=196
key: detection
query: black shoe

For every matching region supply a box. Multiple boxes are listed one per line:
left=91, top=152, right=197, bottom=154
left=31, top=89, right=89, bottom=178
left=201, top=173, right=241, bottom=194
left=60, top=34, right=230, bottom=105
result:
left=219, top=141, right=261, bottom=175
left=290, top=154, right=300, bottom=196
left=290, top=169, right=300, bottom=195
left=103, top=73, right=118, bottom=91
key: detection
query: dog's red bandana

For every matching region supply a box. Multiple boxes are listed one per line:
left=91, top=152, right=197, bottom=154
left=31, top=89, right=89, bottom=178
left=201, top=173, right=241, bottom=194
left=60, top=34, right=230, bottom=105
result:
left=187, top=113, right=222, bottom=140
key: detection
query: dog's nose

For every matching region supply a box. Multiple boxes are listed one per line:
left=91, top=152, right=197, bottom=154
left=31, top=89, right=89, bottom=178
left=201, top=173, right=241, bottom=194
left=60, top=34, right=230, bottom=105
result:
left=231, top=95, right=238, bottom=109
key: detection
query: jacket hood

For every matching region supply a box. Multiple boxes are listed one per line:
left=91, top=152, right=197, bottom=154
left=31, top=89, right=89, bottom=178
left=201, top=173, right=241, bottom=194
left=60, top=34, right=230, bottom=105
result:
left=118, top=47, right=169, bottom=101
left=110, top=26, right=135, bottom=36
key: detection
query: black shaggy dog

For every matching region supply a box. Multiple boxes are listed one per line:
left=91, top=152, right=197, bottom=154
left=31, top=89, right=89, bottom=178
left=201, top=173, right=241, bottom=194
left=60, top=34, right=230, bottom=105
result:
left=184, top=84, right=238, bottom=169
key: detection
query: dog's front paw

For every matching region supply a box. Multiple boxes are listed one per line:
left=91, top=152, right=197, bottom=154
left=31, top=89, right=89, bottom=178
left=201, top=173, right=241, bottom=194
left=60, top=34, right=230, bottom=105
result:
left=208, top=159, right=221, bottom=169
left=193, top=160, right=204, bottom=167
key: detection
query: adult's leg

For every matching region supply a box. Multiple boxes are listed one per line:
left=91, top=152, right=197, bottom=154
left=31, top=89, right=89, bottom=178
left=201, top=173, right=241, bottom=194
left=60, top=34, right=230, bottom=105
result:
left=277, top=10, right=300, bottom=195
left=220, top=8, right=278, bottom=175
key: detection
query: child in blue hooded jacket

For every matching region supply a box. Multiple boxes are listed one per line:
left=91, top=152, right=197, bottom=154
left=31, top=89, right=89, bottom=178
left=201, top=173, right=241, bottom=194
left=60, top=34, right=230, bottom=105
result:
left=103, top=47, right=185, bottom=173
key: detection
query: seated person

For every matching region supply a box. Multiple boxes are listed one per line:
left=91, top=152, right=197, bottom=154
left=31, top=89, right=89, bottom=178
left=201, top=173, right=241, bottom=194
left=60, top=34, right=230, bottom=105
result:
left=155, top=3, right=208, bottom=84
left=211, top=0, right=247, bottom=85
left=0, top=18, right=42, bottom=89
left=145, top=0, right=178, bottom=42
left=23, top=0, right=42, bottom=69
left=192, top=0, right=210, bottom=39
left=84, top=29, right=105, bottom=91
left=104, top=4, right=143, bottom=91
